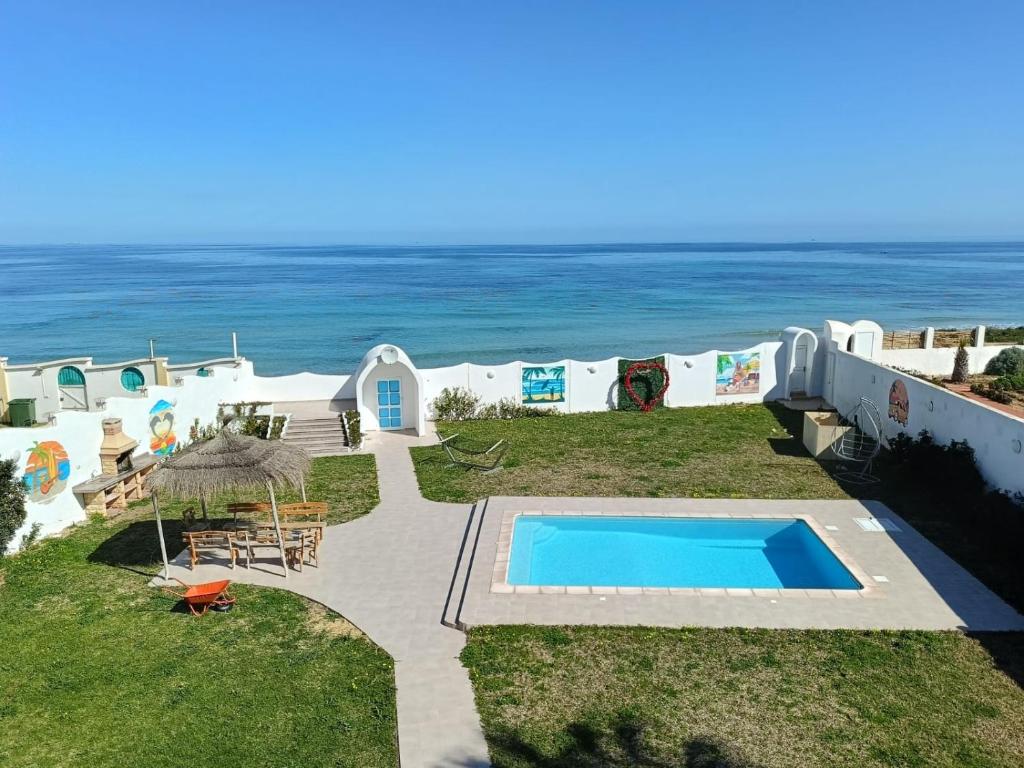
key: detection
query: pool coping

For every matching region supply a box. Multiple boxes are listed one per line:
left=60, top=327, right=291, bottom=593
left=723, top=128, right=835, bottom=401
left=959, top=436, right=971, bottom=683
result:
left=490, top=509, right=876, bottom=598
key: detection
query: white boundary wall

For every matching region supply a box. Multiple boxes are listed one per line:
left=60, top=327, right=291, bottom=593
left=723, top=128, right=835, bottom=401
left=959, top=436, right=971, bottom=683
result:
left=0, top=362, right=254, bottom=553
left=828, top=349, right=1024, bottom=495
left=877, top=345, right=1017, bottom=377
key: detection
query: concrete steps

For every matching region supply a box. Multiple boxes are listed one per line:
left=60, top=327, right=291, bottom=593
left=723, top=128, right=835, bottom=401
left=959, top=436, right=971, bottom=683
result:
left=282, top=416, right=349, bottom=457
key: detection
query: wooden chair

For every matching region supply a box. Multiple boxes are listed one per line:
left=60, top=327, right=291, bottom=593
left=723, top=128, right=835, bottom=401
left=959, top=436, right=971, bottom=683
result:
left=226, top=502, right=271, bottom=529
left=280, top=502, right=328, bottom=547
left=284, top=528, right=318, bottom=572
left=181, top=506, right=210, bottom=533
left=184, top=530, right=248, bottom=570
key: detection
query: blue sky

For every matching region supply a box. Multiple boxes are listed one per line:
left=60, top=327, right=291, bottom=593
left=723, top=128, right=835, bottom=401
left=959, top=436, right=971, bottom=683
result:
left=1, top=1, right=1022, bottom=243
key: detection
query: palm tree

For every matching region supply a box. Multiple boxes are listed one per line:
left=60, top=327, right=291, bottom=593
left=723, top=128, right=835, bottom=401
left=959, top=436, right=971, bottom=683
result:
left=522, top=367, right=547, bottom=402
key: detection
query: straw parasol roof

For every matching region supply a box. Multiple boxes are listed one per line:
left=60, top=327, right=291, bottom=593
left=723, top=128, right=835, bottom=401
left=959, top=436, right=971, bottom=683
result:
left=146, top=430, right=311, bottom=580
left=147, top=430, right=310, bottom=499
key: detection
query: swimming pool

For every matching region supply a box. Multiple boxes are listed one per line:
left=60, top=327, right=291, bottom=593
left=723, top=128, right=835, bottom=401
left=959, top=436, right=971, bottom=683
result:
left=507, top=516, right=861, bottom=590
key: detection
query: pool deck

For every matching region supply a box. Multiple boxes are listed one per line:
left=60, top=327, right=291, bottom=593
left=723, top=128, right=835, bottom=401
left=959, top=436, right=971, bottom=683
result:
left=456, top=496, right=1024, bottom=631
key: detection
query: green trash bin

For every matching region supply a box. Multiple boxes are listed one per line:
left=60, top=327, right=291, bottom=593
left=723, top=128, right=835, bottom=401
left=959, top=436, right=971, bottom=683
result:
left=8, top=398, right=37, bottom=427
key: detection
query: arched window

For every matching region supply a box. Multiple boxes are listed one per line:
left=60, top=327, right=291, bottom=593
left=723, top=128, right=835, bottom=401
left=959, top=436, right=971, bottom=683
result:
left=196, top=367, right=211, bottom=378
left=120, top=366, right=145, bottom=392
left=57, top=366, right=86, bottom=387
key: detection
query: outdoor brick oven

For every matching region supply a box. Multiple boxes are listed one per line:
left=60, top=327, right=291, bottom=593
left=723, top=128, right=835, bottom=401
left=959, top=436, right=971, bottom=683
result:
left=73, top=418, right=159, bottom=515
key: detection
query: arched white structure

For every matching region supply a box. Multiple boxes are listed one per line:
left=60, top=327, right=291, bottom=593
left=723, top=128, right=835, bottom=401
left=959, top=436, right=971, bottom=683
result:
left=353, top=344, right=426, bottom=436
left=849, top=319, right=884, bottom=359
left=780, top=326, right=818, bottom=398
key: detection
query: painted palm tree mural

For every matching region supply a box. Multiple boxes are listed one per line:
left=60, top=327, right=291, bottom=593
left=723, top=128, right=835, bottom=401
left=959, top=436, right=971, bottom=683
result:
left=522, top=365, right=566, bottom=403
left=23, top=441, right=71, bottom=503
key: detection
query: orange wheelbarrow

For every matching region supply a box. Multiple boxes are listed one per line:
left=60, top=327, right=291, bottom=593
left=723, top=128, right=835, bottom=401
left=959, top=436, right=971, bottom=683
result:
left=163, top=577, right=236, bottom=616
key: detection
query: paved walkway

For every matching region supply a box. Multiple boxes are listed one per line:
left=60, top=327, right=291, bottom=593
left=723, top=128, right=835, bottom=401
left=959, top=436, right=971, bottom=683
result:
left=160, top=430, right=490, bottom=768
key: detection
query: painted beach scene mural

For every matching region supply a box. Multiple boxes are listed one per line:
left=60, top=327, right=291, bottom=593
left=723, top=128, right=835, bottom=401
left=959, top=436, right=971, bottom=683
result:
left=716, top=352, right=761, bottom=396
left=23, top=441, right=71, bottom=503
left=522, top=365, right=566, bottom=404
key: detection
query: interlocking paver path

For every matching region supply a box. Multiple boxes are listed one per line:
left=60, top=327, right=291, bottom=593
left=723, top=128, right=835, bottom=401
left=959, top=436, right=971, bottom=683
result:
left=160, top=430, right=490, bottom=768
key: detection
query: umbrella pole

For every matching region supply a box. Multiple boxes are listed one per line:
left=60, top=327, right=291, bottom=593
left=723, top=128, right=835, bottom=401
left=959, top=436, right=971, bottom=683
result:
left=199, top=495, right=209, bottom=521
left=300, top=476, right=307, bottom=503
left=152, top=492, right=170, bottom=582
left=267, top=480, right=289, bottom=578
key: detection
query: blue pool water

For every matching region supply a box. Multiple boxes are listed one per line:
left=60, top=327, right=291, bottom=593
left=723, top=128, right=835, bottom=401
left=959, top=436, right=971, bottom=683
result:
left=507, top=516, right=861, bottom=590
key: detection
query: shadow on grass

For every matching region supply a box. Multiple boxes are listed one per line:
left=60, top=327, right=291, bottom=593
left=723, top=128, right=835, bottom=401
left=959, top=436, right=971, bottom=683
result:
left=968, top=632, right=1024, bottom=689
left=473, top=714, right=762, bottom=767
left=87, top=518, right=186, bottom=575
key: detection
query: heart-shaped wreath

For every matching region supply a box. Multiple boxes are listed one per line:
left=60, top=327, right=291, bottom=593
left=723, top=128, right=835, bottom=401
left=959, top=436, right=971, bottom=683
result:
left=624, top=361, right=670, bottom=412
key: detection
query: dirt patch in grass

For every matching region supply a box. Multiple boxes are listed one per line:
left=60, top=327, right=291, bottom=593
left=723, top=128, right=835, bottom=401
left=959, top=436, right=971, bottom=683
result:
left=464, top=626, right=1024, bottom=768
left=305, top=601, right=367, bottom=640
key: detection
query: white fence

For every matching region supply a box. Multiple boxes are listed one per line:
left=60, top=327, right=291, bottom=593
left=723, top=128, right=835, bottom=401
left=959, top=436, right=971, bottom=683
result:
left=827, top=348, right=1024, bottom=494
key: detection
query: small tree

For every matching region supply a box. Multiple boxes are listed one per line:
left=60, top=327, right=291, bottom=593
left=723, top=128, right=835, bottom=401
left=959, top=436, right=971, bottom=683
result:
left=951, top=342, right=969, bottom=383
left=0, top=458, right=28, bottom=555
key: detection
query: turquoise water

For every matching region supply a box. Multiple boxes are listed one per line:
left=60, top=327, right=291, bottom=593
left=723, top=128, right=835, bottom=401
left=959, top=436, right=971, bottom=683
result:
left=0, top=242, right=1022, bottom=375
left=507, top=516, right=861, bottom=589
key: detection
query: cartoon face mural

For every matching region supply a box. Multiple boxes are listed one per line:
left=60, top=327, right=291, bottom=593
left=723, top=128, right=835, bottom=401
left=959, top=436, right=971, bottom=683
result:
left=715, top=352, right=761, bottom=395
left=23, top=441, right=71, bottom=503
left=888, top=380, right=910, bottom=426
left=149, top=399, right=177, bottom=455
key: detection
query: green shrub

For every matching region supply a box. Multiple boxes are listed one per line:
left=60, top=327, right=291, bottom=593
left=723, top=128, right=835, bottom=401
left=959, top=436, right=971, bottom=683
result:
left=432, top=387, right=482, bottom=421
left=268, top=415, right=286, bottom=440
left=970, top=383, right=1013, bottom=404
left=476, top=397, right=557, bottom=420
left=342, top=410, right=362, bottom=448
left=985, top=326, right=1024, bottom=344
left=984, top=347, right=1024, bottom=376
left=0, top=457, right=28, bottom=555
left=990, top=373, right=1024, bottom=392
left=617, top=356, right=668, bottom=411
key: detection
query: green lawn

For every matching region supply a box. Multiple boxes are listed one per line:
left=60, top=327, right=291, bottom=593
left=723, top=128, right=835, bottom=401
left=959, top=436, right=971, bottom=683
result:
left=148, top=453, right=380, bottom=525
left=412, top=404, right=846, bottom=503
left=0, top=455, right=395, bottom=768
left=413, top=404, right=1023, bottom=612
left=463, top=626, right=1024, bottom=768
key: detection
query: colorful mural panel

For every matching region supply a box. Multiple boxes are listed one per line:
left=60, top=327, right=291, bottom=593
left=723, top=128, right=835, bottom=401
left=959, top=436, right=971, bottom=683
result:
left=522, top=366, right=566, bottom=403
left=23, top=440, right=71, bottom=503
left=888, top=380, right=909, bottom=425
left=715, top=352, right=761, bottom=395
left=149, top=399, right=178, bottom=455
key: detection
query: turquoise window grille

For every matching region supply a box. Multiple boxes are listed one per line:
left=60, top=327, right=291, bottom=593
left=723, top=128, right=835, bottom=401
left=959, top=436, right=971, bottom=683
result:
left=197, top=367, right=211, bottom=377
left=120, top=367, right=145, bottom=392
left=57, top=366, right=86, bottom=387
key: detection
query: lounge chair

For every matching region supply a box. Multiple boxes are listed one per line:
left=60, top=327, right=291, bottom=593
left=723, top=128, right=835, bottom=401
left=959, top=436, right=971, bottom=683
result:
left=437, top=432, right=507, bottom=473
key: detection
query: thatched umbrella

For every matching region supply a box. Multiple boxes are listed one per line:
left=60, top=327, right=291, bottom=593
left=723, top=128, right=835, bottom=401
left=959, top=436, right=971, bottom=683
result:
left=146, top=430, right=311, bottom=580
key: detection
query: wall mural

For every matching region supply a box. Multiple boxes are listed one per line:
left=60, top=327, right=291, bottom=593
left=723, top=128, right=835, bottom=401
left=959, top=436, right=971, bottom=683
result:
left=888, top=380, right=910, bottom=425
left=149, top=399, right=177, bottom=455
left=522, top=366, right=566, bottom=404
left=23, top=441, right=71, bottom=503
left=716, top=352, right=761, bottom=395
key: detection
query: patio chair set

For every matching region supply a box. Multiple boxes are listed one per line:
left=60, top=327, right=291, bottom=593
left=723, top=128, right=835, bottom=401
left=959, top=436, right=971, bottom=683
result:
left=181, top=501, right=327, bottom=573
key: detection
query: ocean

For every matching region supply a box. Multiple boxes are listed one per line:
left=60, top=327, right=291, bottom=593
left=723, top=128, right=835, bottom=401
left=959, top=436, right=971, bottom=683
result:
left=0, top=243, right=1021, bottom=375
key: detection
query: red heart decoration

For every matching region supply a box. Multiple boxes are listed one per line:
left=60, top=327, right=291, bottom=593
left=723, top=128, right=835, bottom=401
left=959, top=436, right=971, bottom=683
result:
left=624, top=361, right=670, bottom=412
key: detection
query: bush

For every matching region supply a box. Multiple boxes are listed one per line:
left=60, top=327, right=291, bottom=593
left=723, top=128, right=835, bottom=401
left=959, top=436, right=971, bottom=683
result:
left=0, top=457, right=28, bottom=555
left=985, top=326, right=1024, bottom=344
left=970, top=383, right=1013, bottom=404
left=431, top=388, right=558, bottom=421
left=951, top=343, right=969, bottom=383
left=990, top=373, right=1024, bottom=393
left=342, top=410, right=362, bottom=448
left=432, top=388, right=482, bottom=421
left=984, top=347, right=1024, bottom=376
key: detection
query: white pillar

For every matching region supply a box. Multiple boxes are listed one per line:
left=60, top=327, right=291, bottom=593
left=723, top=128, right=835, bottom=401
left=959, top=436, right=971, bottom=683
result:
left=975, top=325, right=986, bottom=348
left=232, top=332, right=239, bottom=359
left=923, top=327, right=935, bottom=349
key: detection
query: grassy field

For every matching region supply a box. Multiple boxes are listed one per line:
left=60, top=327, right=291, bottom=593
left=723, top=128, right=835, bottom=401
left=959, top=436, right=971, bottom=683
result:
left=147, top=453, right=379, bottom=525
left=463, top=626, right=1024, bottom=768
left=0, top=454, right=395, bottom=768
left=412, top=404, right=846, bottom=503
